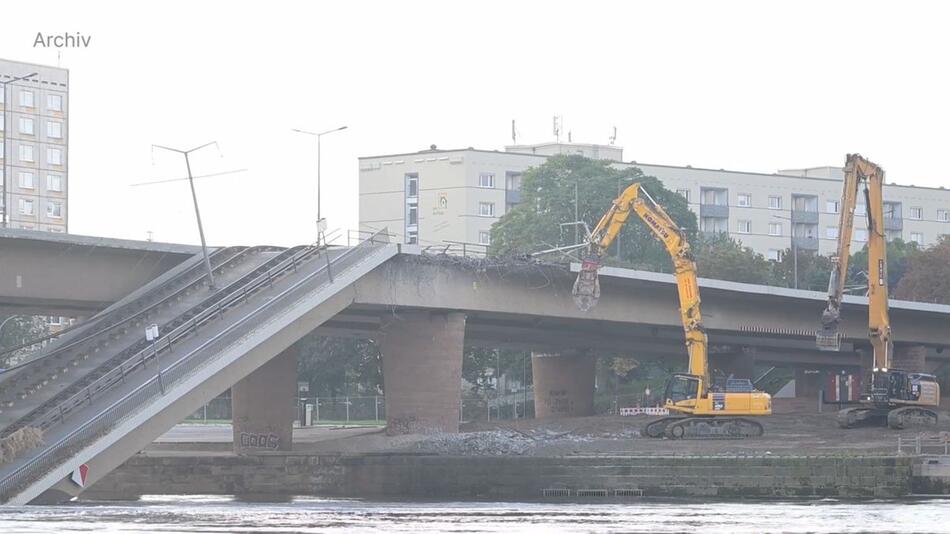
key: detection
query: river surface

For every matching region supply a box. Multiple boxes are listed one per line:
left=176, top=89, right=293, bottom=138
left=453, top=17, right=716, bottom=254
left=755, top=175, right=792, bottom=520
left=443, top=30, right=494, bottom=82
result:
left=1, top=495, right=949, bottom=533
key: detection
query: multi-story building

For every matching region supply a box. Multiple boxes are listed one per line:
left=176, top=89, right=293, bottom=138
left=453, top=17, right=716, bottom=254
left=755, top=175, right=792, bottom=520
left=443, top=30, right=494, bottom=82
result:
left=0, top=58, right=68, bottom=233
left=358, top=142, right=950, bottom=258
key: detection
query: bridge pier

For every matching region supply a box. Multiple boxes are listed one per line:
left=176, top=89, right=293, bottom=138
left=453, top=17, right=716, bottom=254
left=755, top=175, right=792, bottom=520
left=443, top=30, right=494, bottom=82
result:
left=231, top=346, right=297, bottom=453
left=893, top=344, right=928, bottom=373
left=531, top=351, right=595, bottom=419
left=380, top=311, right=466, bottom=435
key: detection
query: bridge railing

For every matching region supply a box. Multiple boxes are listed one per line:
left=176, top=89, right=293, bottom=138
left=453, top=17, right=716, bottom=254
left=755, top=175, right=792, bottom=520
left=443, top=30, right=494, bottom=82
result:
left=0, top=231, right=390, bottom=503
left=897, top=434, right=950, bottom=455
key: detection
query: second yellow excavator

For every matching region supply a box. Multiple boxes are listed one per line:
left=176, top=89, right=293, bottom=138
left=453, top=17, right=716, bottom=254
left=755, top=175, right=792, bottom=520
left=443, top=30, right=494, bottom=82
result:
left=573, top=183, right=771, bottom=439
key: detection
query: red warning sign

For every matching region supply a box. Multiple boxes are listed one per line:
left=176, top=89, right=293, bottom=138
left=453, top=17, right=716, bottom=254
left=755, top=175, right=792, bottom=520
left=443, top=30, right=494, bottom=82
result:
left=70, top=463, right=89, bottom=487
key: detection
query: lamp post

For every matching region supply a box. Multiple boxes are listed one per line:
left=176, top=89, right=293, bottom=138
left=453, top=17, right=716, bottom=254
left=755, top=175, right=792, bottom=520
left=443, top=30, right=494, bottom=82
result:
left=291, top=126, right=347, bottom=244
left=1, top=72, right=38, bottom=228
left=772, top=214, right=797, bottom=289
left=151, top=142, right=219, bottom=289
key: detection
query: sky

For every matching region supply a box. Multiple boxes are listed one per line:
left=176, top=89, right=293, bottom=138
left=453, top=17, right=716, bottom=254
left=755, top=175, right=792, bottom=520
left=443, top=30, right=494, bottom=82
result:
left=3, top=0, right=950, bottom=247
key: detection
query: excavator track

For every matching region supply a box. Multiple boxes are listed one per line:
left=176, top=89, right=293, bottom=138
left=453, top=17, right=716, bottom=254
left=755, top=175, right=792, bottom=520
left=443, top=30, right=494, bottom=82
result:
left=887, top=406, right=938, bottom=429
left=643, top=417, right=764, bottom=440
left=837, top=407, right=876, bottom=429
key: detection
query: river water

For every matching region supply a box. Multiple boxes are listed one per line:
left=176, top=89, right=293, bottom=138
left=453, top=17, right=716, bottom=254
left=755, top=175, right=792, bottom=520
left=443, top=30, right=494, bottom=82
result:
left=1, top=495, right=949, bottom=533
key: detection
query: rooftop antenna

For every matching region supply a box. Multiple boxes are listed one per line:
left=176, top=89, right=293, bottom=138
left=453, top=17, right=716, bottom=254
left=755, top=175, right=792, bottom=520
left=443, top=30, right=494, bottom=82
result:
left=609, top=126, right=617, bottom=145
left=511, top=119, right=517, bottom=144
left=553, top=115, right=561, bottom=143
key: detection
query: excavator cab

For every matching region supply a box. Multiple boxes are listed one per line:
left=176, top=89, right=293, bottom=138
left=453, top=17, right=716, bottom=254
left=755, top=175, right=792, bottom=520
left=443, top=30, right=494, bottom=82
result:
left=664, top=374, right=700, bottom=404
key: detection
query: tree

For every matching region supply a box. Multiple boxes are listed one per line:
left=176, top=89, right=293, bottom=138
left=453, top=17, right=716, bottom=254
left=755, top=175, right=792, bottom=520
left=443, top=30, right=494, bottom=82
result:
left=295, top=334, right=382, bottom=397
left=848, top=238, right=918, bottom=290
left=768, top=248, right=834, bottom=291
left=490, top=155, right=697, bottom=272
left=0, top=316, right=49, bottom=368
left=693, top=234, right=773, bottom=284
left=895, top=235, right=950, bottom=304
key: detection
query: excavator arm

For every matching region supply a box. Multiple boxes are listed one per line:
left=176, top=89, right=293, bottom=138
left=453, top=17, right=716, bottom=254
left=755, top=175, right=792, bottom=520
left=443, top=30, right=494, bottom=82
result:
left=572, top=183, right=708, bottom=388
left=818, top=154, right=892, bottom=372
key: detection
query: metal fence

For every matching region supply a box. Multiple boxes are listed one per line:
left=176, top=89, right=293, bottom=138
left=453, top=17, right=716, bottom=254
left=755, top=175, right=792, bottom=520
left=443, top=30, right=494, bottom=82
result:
left=897, top=434, right=950, bottom=455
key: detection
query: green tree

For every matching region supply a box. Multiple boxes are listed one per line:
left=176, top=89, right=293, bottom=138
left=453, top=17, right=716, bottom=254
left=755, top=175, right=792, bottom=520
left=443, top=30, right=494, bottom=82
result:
left=295, top=334, right=382, bottom=397
left=768, top=249, right=834, bottom=291
left=847, top=238, right=918, bottom=290
left=490, top=155, right=697, bottom=272
left=895, top=235, right=950, bottom=304
left=0, top=316, right=50, bottom=368
left=693, top=234, right=773, bottom=284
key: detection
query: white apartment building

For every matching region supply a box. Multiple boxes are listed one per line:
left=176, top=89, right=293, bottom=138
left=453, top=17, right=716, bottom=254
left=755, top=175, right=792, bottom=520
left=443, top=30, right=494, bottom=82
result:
left=358, top=142, right=950, bottom=259
left=1, top=58, right=69, bottom=233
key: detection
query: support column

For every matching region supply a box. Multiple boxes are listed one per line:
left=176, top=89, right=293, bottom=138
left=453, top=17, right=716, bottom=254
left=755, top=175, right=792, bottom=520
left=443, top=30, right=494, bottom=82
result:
left=531, top=351, right=595, bottom=419
left=380, top=311, right=466, bottom=435
left=893, top=344, right=927, bottom=373
left=231, top=346, right=297, bottom=453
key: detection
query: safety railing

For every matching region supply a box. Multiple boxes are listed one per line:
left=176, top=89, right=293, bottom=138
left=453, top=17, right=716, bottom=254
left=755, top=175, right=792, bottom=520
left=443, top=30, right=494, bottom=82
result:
left=0, top=231, right=389, bottom=503
left=897, top=434, right=950, bottom=455
left=0, top=246, right=252, bottom=372
left=10, top=245, right=321, bottom=436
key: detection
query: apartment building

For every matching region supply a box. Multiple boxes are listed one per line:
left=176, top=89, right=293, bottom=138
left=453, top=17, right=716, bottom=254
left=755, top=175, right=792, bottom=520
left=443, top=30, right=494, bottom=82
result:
left=1, top=58, right=69, bottom=233
left=358, top=142, right=950, bottom=258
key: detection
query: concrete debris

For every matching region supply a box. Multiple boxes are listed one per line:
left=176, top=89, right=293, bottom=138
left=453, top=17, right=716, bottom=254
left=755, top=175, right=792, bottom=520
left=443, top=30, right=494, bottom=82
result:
left=414, top=428, right=598, bottom=456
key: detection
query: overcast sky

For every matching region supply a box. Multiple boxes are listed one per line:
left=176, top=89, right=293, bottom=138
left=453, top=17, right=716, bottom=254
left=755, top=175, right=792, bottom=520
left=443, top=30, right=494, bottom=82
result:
left=3, top=1, right=949, bottom=247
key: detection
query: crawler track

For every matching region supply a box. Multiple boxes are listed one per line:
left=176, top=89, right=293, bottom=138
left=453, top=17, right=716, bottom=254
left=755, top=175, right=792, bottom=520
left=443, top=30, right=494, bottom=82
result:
left=644, top=416, right=764, bottom=440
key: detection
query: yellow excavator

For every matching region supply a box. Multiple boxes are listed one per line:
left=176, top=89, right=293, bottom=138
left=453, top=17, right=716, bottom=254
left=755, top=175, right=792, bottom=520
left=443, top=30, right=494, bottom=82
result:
left=818, top=154, right=939, bottom=429
left=573, top=183, right=771, bottom=439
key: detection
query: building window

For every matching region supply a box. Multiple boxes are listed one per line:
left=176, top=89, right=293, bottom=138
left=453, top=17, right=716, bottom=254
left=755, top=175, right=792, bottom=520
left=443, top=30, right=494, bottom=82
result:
left=826, top=226, right=839, bottom=239
left=885, top=229, right=901, bottom=242
left=938, top=209, right=950, bottom=222
left=768, top=195, right=782, bottom=210
left=701, top=188, right=727, bottom=206
left=406, top=204, right=418, bottom=226
left=911, top=232, right=924, bottom=245
left=792, top=195, right=818, bottom=212
left=18, top=117, right=34, bottom=135
left=767, top=249, right=783, bottom=262
left=18, top=198, right=34, bottom=215
left=768, top=222, right=783, bottom=236
left=405, top=173, right=418, bottom=198
left=478, top=231, right=491, bottom=245
left=737, top=219, right=751, bottom=234
left=854, top=228, right=868, bottom=241
left=478, top=172, right=495, bottom=188
left=47, top=201, right=62, bottom=218
left=47, top=121, right=63, bottom=139
left=48, top=94, right=63, bottom=111
left=883, top=202, right=901, bottom=220
left=18, top=171, right=34, bottom=189
left=700, top=217, right=727, bottom=234
left=478, top=202, right=495, bottom=217
left=826, top=200, right=839, bottom=214
left=793, top=223, right=817, bottom=239
left=47, top=174, right=63, bottom=192
left=47, top=147, right=62, bottom=166
left=737, top=193, right=751, bottom=207
left=406, top=230, right=418, bottom=245
left=19, top=144, right=34, bottom=162
left=676, top=189, right=690, bottom=202
left=909, top=207, right=923, bottom=220
left=19, top=90, right=34, bottom=108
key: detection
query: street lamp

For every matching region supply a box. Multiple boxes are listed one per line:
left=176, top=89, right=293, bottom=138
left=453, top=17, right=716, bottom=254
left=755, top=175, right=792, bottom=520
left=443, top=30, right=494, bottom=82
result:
left=151, top=142, right=220, bottom=289
left=1, top=72, right=38, bottom=228
left=772, top=214, right=797, bottom=289
left=291, top=126, right=348, bottom=244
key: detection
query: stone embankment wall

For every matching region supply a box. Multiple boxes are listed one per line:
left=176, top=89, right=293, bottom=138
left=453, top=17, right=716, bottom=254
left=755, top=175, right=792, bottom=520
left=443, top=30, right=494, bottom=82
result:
left=85, top=453, right=924, bottom=500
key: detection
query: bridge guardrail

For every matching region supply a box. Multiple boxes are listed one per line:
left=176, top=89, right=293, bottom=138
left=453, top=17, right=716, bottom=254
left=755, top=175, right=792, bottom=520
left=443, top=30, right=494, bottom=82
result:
left=0, top=231, right=389, bottom=503
left=898, top=434, right=950, bottom=455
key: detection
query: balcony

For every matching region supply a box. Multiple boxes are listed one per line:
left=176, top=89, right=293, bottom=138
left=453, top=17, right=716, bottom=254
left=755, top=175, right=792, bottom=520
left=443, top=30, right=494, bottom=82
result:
left=505, top=189, right=522, bottom=205
left=883, top=216, right=903, bottom=231
left=792, top=236, right=819, bottom=251
left=699, top=203, right=729, bottom=219
left=790, top=210, right=819, bottom=225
